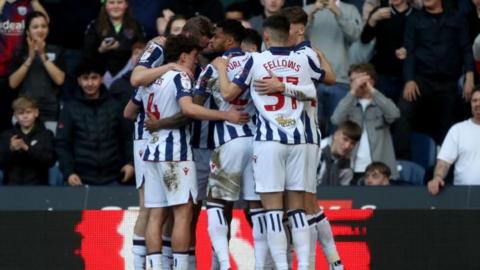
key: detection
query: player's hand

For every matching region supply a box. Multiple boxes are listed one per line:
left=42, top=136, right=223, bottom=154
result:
left=395, top=47, right=407, bottom=60
left=225, top=105, right=249, bottom=125
left=211, top=57, right=229, bottom=71
left=368, top=7, right=391, bottom=27
left=68, top=174, right=83, bottom=186
left=254, top=70, right=284, bottom=95
left=168, top=63, right=194, bottom=79
left=120, top=164, right=135, bottom=183
left=403, top=80, right=420, bottom=102
left=144, top=111, right=161, bottom=132
left=427, top=176, right=445, bottom=195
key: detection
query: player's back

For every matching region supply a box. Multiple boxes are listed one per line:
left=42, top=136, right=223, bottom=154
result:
left=234, top=47, right=322, bottom=144
left=142, top=70, right=192, bottom=161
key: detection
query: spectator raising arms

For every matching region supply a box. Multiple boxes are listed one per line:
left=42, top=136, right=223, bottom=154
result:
left=0, top=96, right=55, bottom=185
left=331, top=63, right=400, bottom=182
left=8, top=11, right=65, bottom=133
left=84, top=0, right=145, bottom=78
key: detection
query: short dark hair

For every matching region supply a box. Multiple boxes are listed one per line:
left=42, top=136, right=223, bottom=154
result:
left=216, top=19, right=247, bottom=44
left=263, top=14, right=290, bottom=41
left=164, top=35, right=200, bottom=63
left=242, top=28, right=262, bottom=52
left=75, top=58, right=106, bottom=77
left=281, top=6, right=308, bottom=26
left=337, top=120, right=362, bottom=142
left=182, top=15, right=214, bottom=39
left=225, top=2, right=249, bottom=18
left=365, top=162, right=391, bottom=178
left=348, top=63, right=378, bottom=82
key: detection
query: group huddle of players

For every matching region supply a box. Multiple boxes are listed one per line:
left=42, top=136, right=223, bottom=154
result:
left=124, top=6, right=344, bottom=270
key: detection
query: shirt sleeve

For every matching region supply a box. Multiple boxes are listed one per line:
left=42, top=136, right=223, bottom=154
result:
left=232, top=56, right=254, bottom=90
left=175, top=73, right=193, bottom=100
left=437, top=124, right=459, bottom=164
left=137, top=41, right=164, bottom=68
left=131, top=88, right=143, bottom=105
left=306, top=54, right=325, bottom=82
left=194, top=65, right=215, bottom=97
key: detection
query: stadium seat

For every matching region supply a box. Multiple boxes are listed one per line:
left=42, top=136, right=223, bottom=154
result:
left=410, top=132, right=437, bottom=170
left=397, top=160, right=425, bottom=186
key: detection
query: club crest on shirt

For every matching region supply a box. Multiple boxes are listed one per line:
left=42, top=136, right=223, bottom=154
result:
left=17, top=6, right=27, bottom=16
left=180, top=73, right=191, bottom=90
left=183, top=167, right=189, bottom=175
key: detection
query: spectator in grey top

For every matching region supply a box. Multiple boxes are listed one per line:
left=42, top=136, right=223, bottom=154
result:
left=305, top=0, right=362, bottom=135
left=249, top=0, right=285, bottom=35
left=331, top=63, right=400, bottom=182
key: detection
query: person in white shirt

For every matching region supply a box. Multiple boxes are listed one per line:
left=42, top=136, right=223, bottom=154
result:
left=428, top=87, right=480, bottom=195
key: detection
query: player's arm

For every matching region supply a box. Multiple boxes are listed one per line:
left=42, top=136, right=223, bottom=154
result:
left=253, top=70, right=317, bottom=100
left=131, top=63, right=194, bottom=87
left=312, top=47, right=336, bottom=85
left=211, top=57, right=245, bottom=102
left=124, top=100, right=140, bottom=120
left=179, top=96, right=248, bottom=123
left=130, top=40, right=193, bottom=87
left=143, top=93, right=206, bottom=132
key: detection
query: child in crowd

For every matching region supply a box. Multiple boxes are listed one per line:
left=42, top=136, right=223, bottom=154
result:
left=0, top=96, right=55, bottom=185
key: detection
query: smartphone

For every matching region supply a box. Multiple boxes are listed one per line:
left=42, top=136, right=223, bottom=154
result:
left=104, top=37, right=115, bottom=45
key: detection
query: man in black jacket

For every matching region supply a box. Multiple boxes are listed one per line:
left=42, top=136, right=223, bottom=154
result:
left=0, top=96, right=56, bottom=185
left=394, top=0, right=475, bottom=159
left=56, top=59, right=134, bottom=186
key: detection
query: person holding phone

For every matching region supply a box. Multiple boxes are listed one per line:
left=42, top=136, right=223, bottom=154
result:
left=84, top=0, right=145, bottom=77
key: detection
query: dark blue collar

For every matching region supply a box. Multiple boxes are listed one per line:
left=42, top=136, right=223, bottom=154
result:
left=268, top=46, right=291, bottom=55
left=293, top=40, right=311, bottom=52
left=223, top=48, right=244, bottom=57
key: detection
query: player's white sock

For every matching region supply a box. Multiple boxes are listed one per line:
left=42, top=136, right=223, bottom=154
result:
left=132, top=235, right=146, bottom=270
left=187, top=247, right=196, bottom=270
left=173, top=252, right=189, bottom=270
left=146, top=252, right=162, bottom=270
left=314, top=211, right=341, bottom=264
left=329, top=260, right=344, bottom=270
left=161, top=236, right=173, bottom=270
left=265, top=210, right=288, bottom=270
left=288, top=209, right=311, bottom=270
left=306, top=215, right=318, bottom=270
left=282, top=216, right=293, bottom=270
left=250, top=208, right=270, bottom=269
left=207, top=202, right=230, bottom=270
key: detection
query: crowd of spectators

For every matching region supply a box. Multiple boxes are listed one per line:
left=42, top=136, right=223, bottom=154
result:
left=0, top=0, right=479, bottom=194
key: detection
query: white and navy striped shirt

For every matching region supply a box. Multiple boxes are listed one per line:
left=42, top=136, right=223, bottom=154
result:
left=294, top=41, right=324, bottom=146
left=131, top=89, right=147, bottom=141
left=195, top=48, right=255, bottom=147
left=137, top=40, right=164, bottom=68
left=233, top=47, right=324, bottom=145
left=141, top=71, right=193, bottom=162
left=130, top=40, right=165, bottom=141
